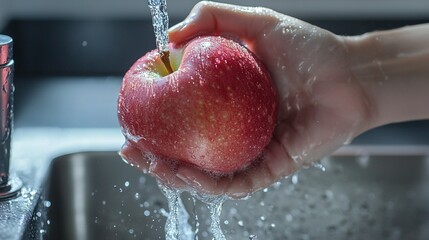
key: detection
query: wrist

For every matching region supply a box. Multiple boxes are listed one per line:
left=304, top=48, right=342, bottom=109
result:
left=342, top=27, right=429, bottom=131
left=340, top=34, right=380, bottom=134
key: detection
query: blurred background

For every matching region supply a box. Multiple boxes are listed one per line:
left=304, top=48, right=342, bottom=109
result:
left=1, top=0, right=428, bottom=144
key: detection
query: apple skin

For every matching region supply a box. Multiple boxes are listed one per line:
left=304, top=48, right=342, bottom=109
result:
left=118, top=36, right=278, bottom=174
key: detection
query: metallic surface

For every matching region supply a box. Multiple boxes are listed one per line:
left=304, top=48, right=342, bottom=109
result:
left=0, top=128, right=123, bottom=240
left=0, top=34, right=14, bottom=190
left=26, top=145, right=429, bottom=239
left=27, top=140, right=429, bottom=240
left=0, top=175, right=22, bottom=200
left=0, top=35, right=13, bottom=66
left=0, top=129, right=428, bottom=239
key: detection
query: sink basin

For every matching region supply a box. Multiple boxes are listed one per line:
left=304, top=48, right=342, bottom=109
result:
left=23, top=148, right=429, bottom=240
left=25, top=151, right=168, bottom=240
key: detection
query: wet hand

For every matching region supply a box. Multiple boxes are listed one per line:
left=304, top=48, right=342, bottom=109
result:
left=121, top=1, right=372, bottom=198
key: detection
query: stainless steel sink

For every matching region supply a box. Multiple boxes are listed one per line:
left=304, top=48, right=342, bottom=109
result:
left=23, top=146, right=429, bottom=240
left=25, top=151, right=168, bottom=240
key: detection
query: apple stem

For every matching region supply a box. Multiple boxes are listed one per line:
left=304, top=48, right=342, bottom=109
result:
left=160, top=51, right=174, bottom=74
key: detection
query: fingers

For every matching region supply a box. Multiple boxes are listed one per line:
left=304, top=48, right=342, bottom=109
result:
left=148, top=159, right=187, bottom=189
left=226, top=140, right=299, bottom=198
left=120, top=142, right=187, bottom=188
left=263, top=137, right=298, bottom=178
left=120, top=141, right=298, bottom=199
left=175, top=141, right=299, bottom=199
left=176, top=166, right=229, bottom=196
left=169, top=1, right=279, bottom=45
left=119, top=142, right=150, bottom=172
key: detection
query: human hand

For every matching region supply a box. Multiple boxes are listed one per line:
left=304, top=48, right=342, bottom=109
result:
left=121, top=1, right=372, bottom=198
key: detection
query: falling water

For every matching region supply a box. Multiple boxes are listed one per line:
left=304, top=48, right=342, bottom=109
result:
left=148, top=0, right=169, bottom=53
left=147, top=0, right=174, bottom=73
left=158, top=183, right=195, bottom=240
left=207, top=199, right=227, bottom=240
left=158, top=180, right=228, bottom=240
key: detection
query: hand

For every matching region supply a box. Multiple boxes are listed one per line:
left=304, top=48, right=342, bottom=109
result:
left=121, top=1, right=371, bottom=198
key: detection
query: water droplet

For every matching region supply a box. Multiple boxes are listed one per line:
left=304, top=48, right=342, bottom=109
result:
left=357, top=155, right=370, bottom=168
left=291, top=174, right=299, bottom=185
left=272, top=181, right=282, bottom=190
left=124, top=181, right=130, bottom=187
left=43, top=200, right=51, bottom=208
left=139, top=176, right=146, bottom=185
left=312, top=162, right=326, bottom=172
left=322, top=190, right=334, bottom=200
left=249, top=234, right=258, bottom=240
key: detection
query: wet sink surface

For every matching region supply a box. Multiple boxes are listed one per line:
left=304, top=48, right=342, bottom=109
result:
left=25, top=149, right=429, bottom=240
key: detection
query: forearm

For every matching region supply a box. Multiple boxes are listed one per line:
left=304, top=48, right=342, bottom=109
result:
left=343, top=24, right=429, bottom=129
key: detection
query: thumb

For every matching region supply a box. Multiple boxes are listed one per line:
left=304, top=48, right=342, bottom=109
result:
left=168, top=1, right=279, bottom=45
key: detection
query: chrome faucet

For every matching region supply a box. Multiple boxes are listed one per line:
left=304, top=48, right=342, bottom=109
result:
left=0, top=34, right=22, bottom=200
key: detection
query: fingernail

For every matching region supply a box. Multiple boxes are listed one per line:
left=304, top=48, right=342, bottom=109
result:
left=169, top=22, right=186, bottom=33
left=176, top=172, right=190, bottom=184
left=151, top=171, right=168, bottom=183
left=169, top=12, right=198, bottom=33
left=176, top=172, right=202, bottom=187
left=118, top=151, right=128, bottom=161
left=230, top=192, right=251, bottom=200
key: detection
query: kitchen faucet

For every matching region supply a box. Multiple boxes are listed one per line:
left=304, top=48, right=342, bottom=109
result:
left=0, top=34, right=22, bottom=200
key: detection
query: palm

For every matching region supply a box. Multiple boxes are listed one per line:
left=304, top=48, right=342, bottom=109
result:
left=257, top=22, right=368, bottom=168
left=217, top=22, right=368, bottom=197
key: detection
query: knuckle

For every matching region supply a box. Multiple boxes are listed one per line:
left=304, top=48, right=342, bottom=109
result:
left=193, top=1, right=213, bottom=11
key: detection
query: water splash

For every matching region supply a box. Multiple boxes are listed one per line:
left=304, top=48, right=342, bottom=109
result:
left=158, top=183, right=194, bottom=240
left=157, top=179, right=228, bottom=240
left=206, top=197, right=227, bottom=240
left=312, top=162, right=326, bottom=172
left=189, top=191, right=228, bottom=240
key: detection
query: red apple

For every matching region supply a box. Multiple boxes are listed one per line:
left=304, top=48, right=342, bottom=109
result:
left=118, top=36, right=278, bottom=173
